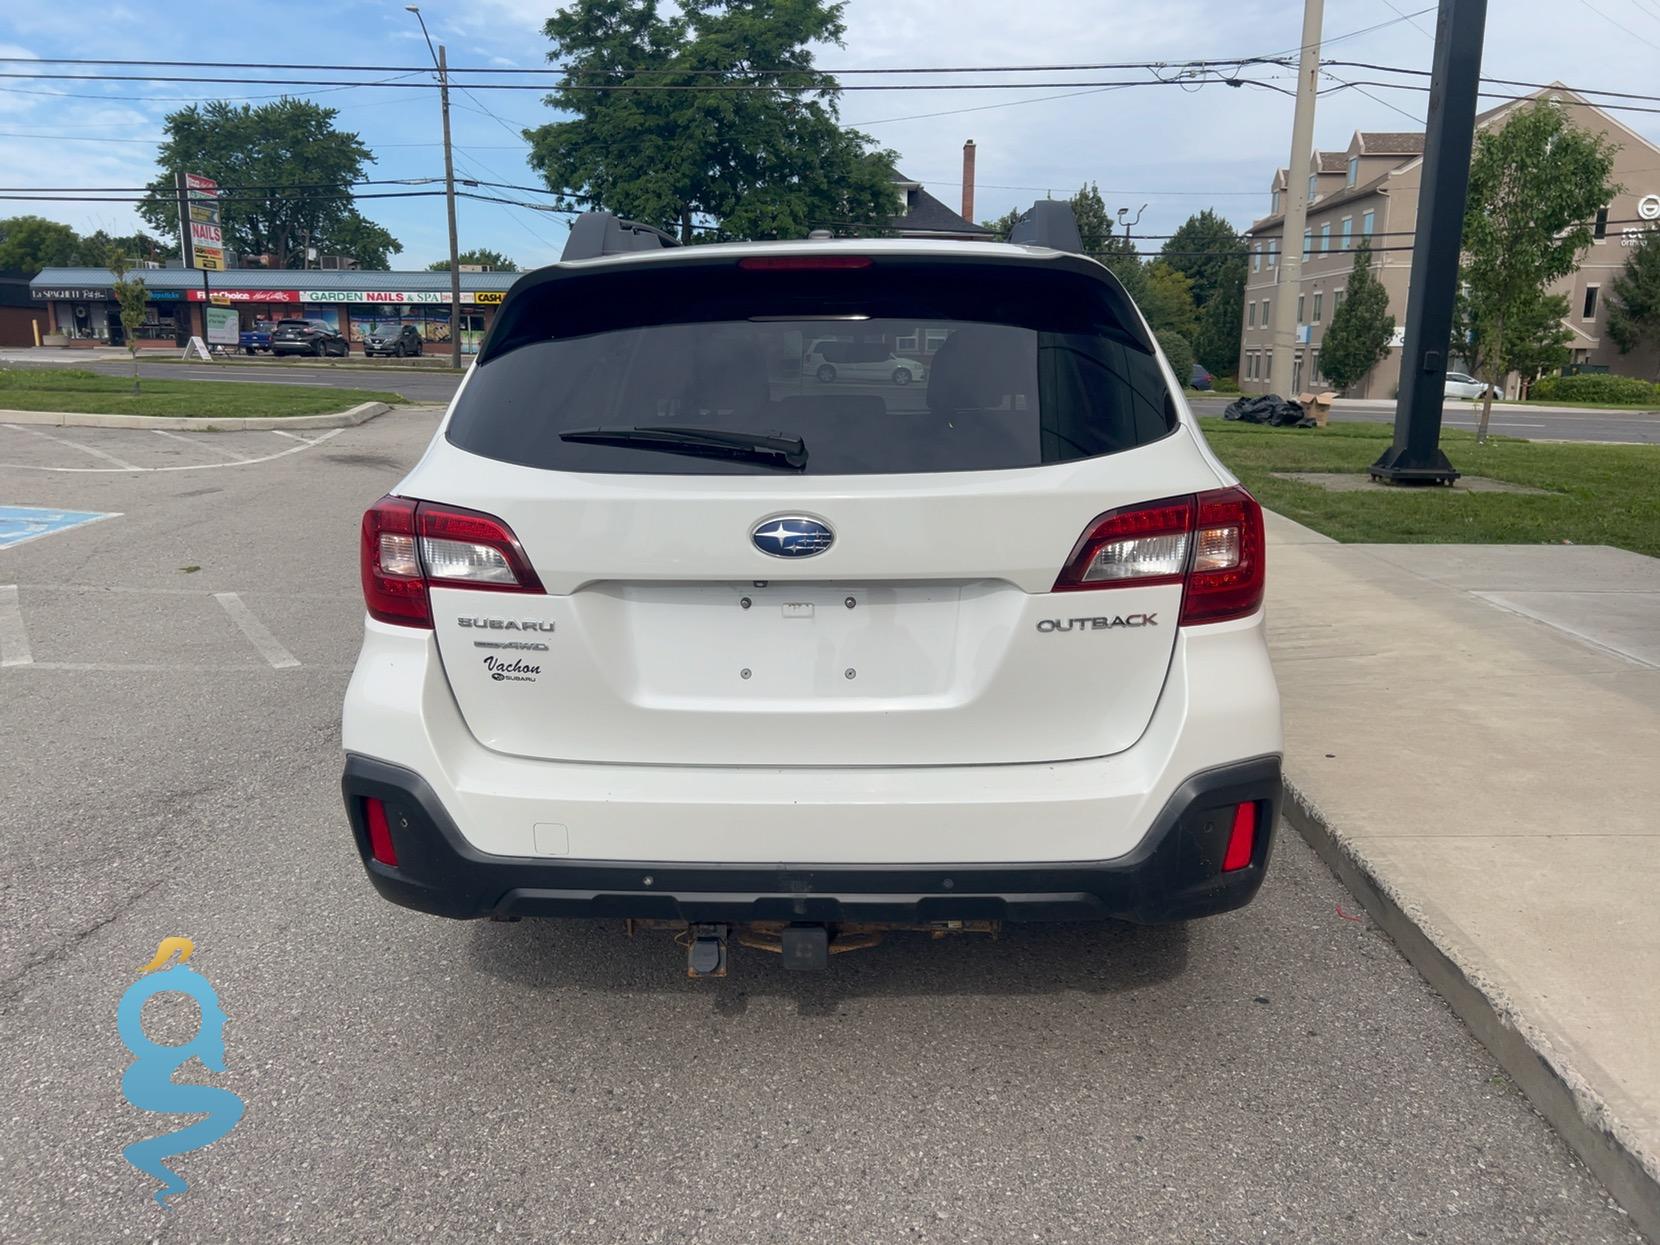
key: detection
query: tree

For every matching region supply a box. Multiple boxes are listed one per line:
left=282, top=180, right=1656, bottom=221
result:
left=1193, top=284, right=1242, bottom=376
left=108, top=254, right=149, bottom=396
left=1460, top=100, right=1619, bottom=442
left=1071, top=182, right=1145, bottom=300
left=1139, top=261, right=1199, bottom=340
left=138, top=99, right=399, bottom=269
left=1607, top=232, right=1660, bottom=373
left=1161, top=209, right=1246, bottom=309
left=76, top=230, right=174, bottom=268
left=1317, top=237, right=1395, bottom=393
left=0, top=216, right=82, bottom=272
left=325, top=214, right=400, bottom=270
left=1158, top=330, right=1195, bottom=389
left=980, top=208, right=1023, bottom=238
left=528, top=0, right=897, bottom=243
left=429, top=248, right=519, bottom=272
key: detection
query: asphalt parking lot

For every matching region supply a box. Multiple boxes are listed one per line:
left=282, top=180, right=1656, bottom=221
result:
left=0, top=410, right=1644, bottom=1244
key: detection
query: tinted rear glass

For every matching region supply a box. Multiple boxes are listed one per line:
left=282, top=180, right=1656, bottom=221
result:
left=448, top=259, right=1175, bottom=476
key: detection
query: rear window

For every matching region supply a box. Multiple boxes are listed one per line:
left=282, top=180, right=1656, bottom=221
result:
left=448, top=259, right=1175, bottom=476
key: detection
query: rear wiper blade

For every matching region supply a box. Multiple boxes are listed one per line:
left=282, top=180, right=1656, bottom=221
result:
left=559, top=425, right=808, bottom=470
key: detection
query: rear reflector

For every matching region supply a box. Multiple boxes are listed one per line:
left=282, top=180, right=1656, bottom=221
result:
left=360, top=496, right=544, bottom=628
left=363, top=797, right=398, bottom=866
left=1051, top=485, right=1266, bottom=625
left=737, top=255, right=873, bottom=271
left=1221, top=802, right=1257, bottom=872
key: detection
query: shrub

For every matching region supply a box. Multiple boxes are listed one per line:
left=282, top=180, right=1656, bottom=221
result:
left=1158, top=331, right=1195, bottom=391
left=1210, top=375, right=1241, bottom=394
left=1530, top=373, right=1660, bottom=404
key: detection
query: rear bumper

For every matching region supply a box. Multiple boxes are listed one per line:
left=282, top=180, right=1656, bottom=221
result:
left=341, top=753, right=1280, bottom=924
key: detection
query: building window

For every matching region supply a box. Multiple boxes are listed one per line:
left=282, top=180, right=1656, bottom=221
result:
left=1261, top=298, right=1271, bottom=324
left=1341, top=217, right=1353, bottom=250
left=1320, top=223, right=1332, bottom=254
left=1307, top=172, right=1318, bottom=202
left=1247, top=353, right=1257, bottom=380
left=1297, top=294, right=1305, bottom=322
left=924, top=328, right=949, bottom=352
left=1267, top=240, right=1278, bottom=268
left=1313, top=291, right=1324, bottom=323
left=1252, top=243, right=1262, bottom=273
left=1303, top=228, right=1312, bottom=259
left=1362, top=209, right=1375, bottom=238
left=1271, top=191, right=1281, bottom=214
left=1583, top=285, right=1600, bottom=320
left=1265, top=351, right=1272, bottom=379
left=1334, top=289, right=1346, bottom=311
left=1347, top=155, right=1359, bottom=187
left=895, top=333, right=919, bottom=352
left=1248, top=301, right=1256, bottom=328
left=1594, top=207, right=1609, bottom=240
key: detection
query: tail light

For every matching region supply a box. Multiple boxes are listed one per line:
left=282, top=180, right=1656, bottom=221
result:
left=1052, top=485, right=1265, bottom=625
left=360, top=495, right=544, bottom=628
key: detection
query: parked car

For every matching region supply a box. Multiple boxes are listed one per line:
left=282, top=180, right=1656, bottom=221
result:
left=272, top=319, right=350, bottom=358
left=804, top=338, right=927, bottom=385
left=362, top=324, right=425, bottom=358
left=342, top=208, right=1281, bottom=976
left=1444, top=371, right=1495, bottom=399
left=238, top=319, right=289, bottom=354
left=1190, top=363, right=1214, bottom=391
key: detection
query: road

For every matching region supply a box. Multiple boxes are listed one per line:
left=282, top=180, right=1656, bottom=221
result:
left=9, top=357, right=1658, bottom=443
left=1188, top=394, right=1660, bottom=444
left=0, top=411, right=1644, bottom=1243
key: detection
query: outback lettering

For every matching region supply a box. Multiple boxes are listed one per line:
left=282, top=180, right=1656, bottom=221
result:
left=1035, top=614, right=1158, bottom=632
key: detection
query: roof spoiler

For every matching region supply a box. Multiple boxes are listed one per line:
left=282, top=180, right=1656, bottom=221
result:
left=560, top=212, right=680, bottom=261
left=1007, top=201, right=1084, bottom=254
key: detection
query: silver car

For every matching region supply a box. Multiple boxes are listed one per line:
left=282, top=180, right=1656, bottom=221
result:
left=1444, top=371, right=1495, bottom=399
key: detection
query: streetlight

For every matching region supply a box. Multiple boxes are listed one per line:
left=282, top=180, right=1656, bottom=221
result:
left=407, top=5, right=462, bottom=369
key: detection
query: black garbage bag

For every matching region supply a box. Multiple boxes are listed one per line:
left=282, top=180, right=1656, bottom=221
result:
left=1223, top=393, right=1315, bottom=428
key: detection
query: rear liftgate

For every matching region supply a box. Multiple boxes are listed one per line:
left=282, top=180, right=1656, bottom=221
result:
left=623, top=919, right=1002, bottom=978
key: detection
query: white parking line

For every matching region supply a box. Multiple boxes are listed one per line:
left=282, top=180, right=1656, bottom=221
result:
left=3, top=423, right=141, bottom=470
left=0, top=585, right=32, bottom=666
left=0, top=427, right=342, bottom=473
left=214, top=591, right=300, bottom=668
left=269, top=429, right=316, bottom=444
left=150, top=427, right=250, bottom=463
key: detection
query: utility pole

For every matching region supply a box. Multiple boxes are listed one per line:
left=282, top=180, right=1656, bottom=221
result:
left=1369, top=0, right=1488, bottom=484
left=408, top=6, right=463, bottom=370
left=437, top=45, right=462, bottom=370
left=1267, top=0, right=1323, bottom=397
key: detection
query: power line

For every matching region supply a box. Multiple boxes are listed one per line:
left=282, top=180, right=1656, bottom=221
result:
left=1574, top=0, right=1660, bottom=51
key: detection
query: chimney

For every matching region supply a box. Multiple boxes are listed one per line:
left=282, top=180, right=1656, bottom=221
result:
left=961, top=139, right=977, bottom=223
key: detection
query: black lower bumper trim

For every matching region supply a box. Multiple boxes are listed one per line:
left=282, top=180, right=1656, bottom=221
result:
left=340, top=755, right=1281, bottom=925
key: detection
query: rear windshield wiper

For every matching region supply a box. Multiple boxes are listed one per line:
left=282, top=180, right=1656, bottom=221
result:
left=558, top=425, right=808, bottom=470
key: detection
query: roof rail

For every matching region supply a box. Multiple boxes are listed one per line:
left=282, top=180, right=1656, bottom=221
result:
left=1007, top=201, right=1084, bottom=255
left=560, top=212, right=680, bottom=262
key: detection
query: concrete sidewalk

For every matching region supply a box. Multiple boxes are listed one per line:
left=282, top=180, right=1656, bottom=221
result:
left=1266, top=513, right=1660, bottom=1240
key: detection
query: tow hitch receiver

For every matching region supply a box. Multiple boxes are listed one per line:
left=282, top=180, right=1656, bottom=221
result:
left=685, top=923, right=729, bottom=978
left=779, top=924, right=829, bottom=971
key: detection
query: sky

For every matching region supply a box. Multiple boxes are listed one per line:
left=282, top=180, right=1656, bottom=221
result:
left=3, top=0, right=1659, bottom=272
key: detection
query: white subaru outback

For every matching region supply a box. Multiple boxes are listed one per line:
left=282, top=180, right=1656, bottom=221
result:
left=341, top=207, right=1282, bottom=973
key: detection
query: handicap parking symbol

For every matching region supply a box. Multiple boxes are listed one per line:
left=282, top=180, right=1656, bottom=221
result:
left=0, top=505, right=120, bottom=551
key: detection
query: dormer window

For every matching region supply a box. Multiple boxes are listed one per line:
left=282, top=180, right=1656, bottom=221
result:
left=1307, top=172, right=1318, bottom=202
left=1347, top=155, right=1359, bottom=187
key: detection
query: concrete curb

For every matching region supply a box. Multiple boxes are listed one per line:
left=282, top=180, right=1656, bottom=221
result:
left=0, top=401, right=391, bottom=432
left=1281, top=775, right=1660, bottom=1243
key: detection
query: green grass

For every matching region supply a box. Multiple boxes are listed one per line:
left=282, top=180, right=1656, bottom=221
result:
left=0, top=367, right=406, bottom=418
left=1199, top=417, right=1660, bottom=557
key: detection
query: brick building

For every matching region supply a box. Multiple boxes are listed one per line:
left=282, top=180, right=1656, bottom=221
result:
left=1238, top=86, right=1660, bottom=397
